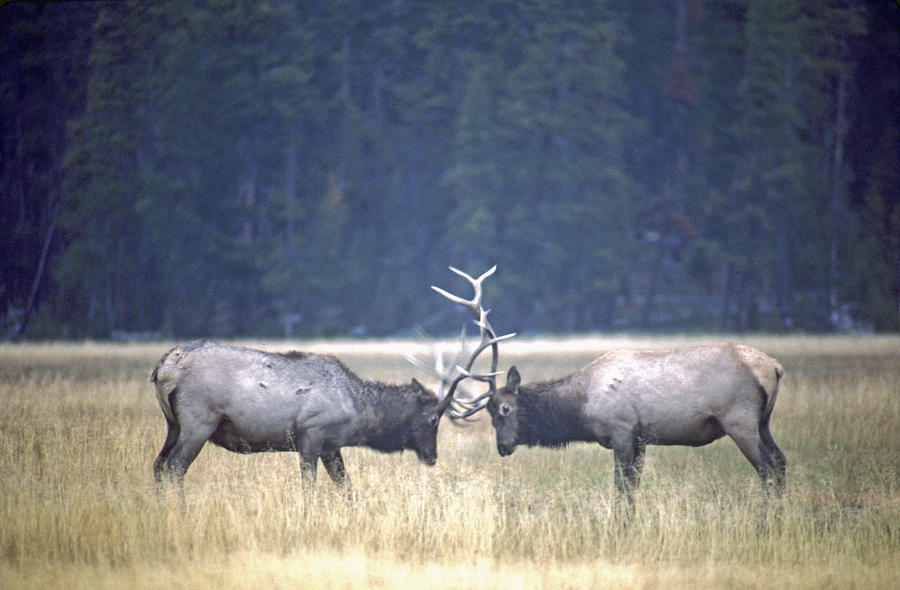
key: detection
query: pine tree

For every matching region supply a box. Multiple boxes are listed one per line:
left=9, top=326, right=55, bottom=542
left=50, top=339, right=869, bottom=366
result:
left=0, top=3, right=96, bottom=336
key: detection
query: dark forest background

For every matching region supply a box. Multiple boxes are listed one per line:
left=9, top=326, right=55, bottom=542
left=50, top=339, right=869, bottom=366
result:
left=2, top=0, right=899, bottom=339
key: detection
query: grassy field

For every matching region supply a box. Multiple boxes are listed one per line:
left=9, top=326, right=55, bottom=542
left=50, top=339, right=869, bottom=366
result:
left=1, top=335, right=897, bottom=589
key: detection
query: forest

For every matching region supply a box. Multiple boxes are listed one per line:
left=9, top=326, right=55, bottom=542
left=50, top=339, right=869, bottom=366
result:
left=2, top=0, right=899, bottom=338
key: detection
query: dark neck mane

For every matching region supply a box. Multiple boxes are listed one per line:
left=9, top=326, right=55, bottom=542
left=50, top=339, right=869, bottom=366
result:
left=354, top=381, right=415, bottom=453
left=517, top=381, right=591, bottom=448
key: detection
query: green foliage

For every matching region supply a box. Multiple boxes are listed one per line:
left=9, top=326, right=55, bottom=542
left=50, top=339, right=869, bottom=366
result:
left=2, top=0, right=898, bottom=337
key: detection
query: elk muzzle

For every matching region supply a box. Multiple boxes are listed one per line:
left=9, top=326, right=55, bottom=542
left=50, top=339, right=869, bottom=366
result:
left=497, top=443, right=516, bottom=457
left=416, top=448, right=438, bottom=466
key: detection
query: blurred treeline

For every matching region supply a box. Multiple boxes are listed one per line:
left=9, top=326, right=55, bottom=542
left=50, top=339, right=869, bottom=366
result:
left=2, top=1, right=898, bottom=339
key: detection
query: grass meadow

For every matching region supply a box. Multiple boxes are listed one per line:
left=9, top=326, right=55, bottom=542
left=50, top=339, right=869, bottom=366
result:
left=1, top=335, right=898, bottom=589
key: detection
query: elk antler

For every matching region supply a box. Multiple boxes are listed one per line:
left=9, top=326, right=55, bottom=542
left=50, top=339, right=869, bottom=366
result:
left=405, top=325, right=474, bottom=415
left=432, top=265, right=515, bottom=419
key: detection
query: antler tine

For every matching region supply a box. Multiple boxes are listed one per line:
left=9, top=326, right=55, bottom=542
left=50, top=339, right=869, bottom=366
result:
left=436, top=326, right=468, bottom=402
left=431, top=264, right=496, bottom=316
left=449, top=264, right=497, bottom=286
left=404, top=325, right=447, bottom=378
left=404, top=351, right=433, bottom=374
left=447, top=396, right=490, bottom=421
left=490, top=332, right=517, bottom=344
left=455, top=365, right=504, bottom=381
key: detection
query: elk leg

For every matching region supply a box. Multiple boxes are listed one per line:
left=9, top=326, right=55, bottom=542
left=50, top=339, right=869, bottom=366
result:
left=297, top=431, right=324, bottom=497
left=321, top=450, right=351, bottom=492
left=153, top=417, right=181, bottom=483
left=299, top=453, right=318, bottom=493
left=154, top=418, right=218, bottom=485
left=759, top=421, right=786, bottom=493
left=612, top=426, right=647, bottom=495
left=726, top=425, right=779, bottom=493
left=631, top=436, right=647, bottom=489
left=611, top=435, right=639, bottom=496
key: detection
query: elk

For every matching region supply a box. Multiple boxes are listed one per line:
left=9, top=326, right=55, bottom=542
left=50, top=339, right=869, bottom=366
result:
left=435, top=269, right=786, bottom=498
left=150, top=339, right=474, bottom=493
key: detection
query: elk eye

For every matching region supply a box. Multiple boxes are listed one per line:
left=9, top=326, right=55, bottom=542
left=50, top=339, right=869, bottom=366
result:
left=500, top=403, right=511, bottom=416
left=429, top=414, right=439, bottom=427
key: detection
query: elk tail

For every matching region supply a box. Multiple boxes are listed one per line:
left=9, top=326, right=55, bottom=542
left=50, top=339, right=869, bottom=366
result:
left=761, top=361, right=784, bottom=425
left=150, top=349, right=181, bottom=428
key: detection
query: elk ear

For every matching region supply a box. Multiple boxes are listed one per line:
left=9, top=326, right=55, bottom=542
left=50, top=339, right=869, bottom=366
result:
left=506, top=366, right=520, bottom=394
left=411, top=378, right=433, bottom=402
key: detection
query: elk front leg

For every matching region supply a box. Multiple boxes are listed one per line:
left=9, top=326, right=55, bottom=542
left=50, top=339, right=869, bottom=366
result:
left=321, top=450, right=352, bottom=495
left=611, top=431, right=641, bottom=497
left=297, top=430, right=324, bottom=499
left=299, top=452, right=318, bottom=492
left=613, top=450, right=639, bottom=495
left=630, top=436, right=647, bottom=489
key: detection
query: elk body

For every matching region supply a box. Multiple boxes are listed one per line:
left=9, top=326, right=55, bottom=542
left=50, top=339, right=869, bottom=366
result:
left=151, top=340, right=447, bottom=492
left=485, top=344, right=786, bottom=495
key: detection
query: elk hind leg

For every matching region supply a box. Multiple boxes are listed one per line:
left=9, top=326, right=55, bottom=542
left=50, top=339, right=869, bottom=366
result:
left=726, top=423, right=780, bottom=495
left=154, top=418, right=218, bottom=486
left=759, top=420, right=786, bottom=493
left=154, top=417, right=181, bottom=484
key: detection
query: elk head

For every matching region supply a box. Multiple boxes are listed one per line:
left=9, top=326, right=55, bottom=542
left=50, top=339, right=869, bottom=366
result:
left=487, top=366, right=522, bottom=455
left=407, top=377, right=442, bottom=465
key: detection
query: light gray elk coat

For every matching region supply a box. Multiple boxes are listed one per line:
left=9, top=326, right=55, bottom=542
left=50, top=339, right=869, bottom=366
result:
left=151, top=340, right=443, bottom=491
left=486, top=343, right=786, bottom=495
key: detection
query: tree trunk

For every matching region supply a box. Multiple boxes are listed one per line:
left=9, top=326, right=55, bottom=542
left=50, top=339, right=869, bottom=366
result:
left=16, top=199, right=60, bottom=337
left=285, top=137, right=297, bottom=250
left=828, top=64, right=848, bottom=330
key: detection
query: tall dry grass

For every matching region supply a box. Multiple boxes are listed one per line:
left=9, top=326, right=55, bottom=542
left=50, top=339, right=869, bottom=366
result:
left=1, top=337, right=898, bottom=588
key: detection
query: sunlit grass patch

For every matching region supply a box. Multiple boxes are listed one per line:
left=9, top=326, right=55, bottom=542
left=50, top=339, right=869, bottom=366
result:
left=1, top=336, right=898, bottom=588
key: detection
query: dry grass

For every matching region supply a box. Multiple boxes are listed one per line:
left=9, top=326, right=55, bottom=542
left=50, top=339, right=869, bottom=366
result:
left=1, top=336, right=898, bottom=589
